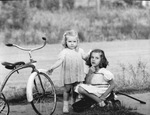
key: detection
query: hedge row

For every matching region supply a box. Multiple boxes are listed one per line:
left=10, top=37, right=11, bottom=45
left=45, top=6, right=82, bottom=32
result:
left=0, top=3, right=150, bottom=44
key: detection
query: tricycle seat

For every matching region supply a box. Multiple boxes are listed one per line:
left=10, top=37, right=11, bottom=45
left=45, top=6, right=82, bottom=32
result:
left=1, top=61, right=25, bottom=70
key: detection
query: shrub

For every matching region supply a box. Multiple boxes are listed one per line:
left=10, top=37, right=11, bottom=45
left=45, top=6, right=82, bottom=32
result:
left=1, top=2, right=150, bottom=44
left=116, top=60, right=150, bottom=90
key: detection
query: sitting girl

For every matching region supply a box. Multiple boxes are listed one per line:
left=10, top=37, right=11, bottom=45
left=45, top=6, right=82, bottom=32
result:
left=75, top=49, right=116, bottom=107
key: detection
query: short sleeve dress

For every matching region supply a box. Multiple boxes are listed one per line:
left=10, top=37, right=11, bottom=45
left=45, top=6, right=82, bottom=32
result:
left=75, top=68, right=114, bottom=97
left=58, top=48, right=85, bottom=86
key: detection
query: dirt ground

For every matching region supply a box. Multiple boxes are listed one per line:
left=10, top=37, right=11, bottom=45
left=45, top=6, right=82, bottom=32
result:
left=117, top=92, right=150, bottom=115
left=6, top=92, right=150, bottom=115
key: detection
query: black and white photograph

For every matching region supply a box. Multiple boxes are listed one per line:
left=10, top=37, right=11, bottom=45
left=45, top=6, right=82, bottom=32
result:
left=0, top=0, right=150, bottom=115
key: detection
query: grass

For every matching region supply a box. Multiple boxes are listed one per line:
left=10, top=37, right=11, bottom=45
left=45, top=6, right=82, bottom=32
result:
left=72, top=105, right=143, bottom=115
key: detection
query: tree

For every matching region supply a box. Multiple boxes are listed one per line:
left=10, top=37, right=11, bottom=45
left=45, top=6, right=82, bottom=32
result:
left=59, top=0, right=63, bottom=11
left=96, top=0, right=101, bottom=14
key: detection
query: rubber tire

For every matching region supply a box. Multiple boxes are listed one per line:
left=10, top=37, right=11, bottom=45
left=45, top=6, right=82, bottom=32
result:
left=0, top=93, right=10, bottom=115
left=30, top=72, right=57, bottom=115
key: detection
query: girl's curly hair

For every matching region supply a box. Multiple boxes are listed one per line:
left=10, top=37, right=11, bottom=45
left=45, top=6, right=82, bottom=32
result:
left=61, top=29, right=79, bottom=49
left=86, top=49, right=109, bottom=68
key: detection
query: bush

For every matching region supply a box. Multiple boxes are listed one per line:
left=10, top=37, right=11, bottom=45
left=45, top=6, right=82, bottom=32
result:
left=29, top=0, right=74, bottom=11
left=63, top=0, right=74, bottom=10
left=116, top=60, right=150, bottom=90
left=1, top=2, right=150, bottom=44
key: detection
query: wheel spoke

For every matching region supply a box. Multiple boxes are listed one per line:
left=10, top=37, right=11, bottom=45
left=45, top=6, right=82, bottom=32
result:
left=0, top=94, right=9, bottom=115
left=31, top=72, right=56, bottom=115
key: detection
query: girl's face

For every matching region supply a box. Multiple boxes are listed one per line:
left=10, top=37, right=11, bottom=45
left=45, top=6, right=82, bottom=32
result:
left=66, top=36, right=78, bottom=50
left=90, top=52, right=101, bottom=67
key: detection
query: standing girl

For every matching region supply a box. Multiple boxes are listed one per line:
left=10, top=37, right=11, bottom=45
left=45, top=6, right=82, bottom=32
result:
left=48, top=30, right=86, bottom=113
left=75, top=49, right=116, bottom=107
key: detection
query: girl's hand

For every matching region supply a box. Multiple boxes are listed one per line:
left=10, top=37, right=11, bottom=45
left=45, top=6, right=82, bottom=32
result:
left=98, top=101, right=106, bottom=107
left=89, top=66, right=96, bottom=73
left=47, top=68, right=53, bottom=75
left=98, top=95, right=106, bottom=107
left=84, top=49, right=92, bottom=61
left=87, top=49, right=92, bottom=55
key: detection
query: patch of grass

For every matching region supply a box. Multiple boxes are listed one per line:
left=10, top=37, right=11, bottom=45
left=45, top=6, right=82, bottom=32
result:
left=69, top=104, right=143, bottom=115
left=3, top=87, right=27, bottom=105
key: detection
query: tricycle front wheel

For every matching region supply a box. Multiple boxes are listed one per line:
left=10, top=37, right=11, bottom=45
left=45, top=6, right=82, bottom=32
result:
left=30, top=72, right=57, bottom=115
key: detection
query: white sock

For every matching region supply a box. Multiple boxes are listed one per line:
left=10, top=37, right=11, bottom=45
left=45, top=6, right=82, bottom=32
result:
left=63, top=101, right=68, bottom=106
left=63, top=101, right=69, bottom=113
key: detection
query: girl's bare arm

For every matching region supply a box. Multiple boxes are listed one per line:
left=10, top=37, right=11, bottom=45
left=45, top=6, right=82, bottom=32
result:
left=82, top=49, right=91, bottom=60
left=84, top=66, right=95, bottom=84
left=48, top=59, right=63, bottom=74
left=51, top=59, right=63, bottom=70
left=100, top=79, right=116, bottom=100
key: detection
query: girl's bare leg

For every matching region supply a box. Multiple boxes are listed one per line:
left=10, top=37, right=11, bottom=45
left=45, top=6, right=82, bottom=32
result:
left=70, top=82, right=78, bottom=105
left=70, top=88, right=78, bottom=105
left=63, top=84, right=72, bottom=113
left=78, top=86, right=101, bottom=103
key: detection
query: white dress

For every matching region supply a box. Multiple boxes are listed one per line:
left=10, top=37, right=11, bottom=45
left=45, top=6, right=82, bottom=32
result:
left=58, top=48, right=86, bottom=86
left=75, top=68, right=114, bottom=97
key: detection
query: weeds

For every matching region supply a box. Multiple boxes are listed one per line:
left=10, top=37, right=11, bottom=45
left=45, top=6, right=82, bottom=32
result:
left=116, top=59, right=150, bottom=91
left=1, top=3, right=150, bottom=44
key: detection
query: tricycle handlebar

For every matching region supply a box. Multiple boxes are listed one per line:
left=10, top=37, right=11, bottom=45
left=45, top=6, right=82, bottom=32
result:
left=5, top=37, right=47, bottom=52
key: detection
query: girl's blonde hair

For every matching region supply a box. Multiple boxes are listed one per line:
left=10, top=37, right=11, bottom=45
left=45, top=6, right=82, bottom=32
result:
left=62, top=29, right=79, bottom=50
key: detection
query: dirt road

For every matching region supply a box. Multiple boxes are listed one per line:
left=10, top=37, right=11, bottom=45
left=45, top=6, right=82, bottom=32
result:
left=118, top=92, right=150, bottom=115
left=6, top=92, right=150, bottom=115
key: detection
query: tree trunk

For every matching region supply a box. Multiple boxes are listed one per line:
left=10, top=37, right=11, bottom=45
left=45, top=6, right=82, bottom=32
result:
left=41, top=0, right=45, bottom=9
left=59, top=0, right=63, bottom=12
left=26, top=0, right=30, bottom=8
left=0, top=1, right=2, bottom=11
left=96, top=0, right=101, bottom=14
